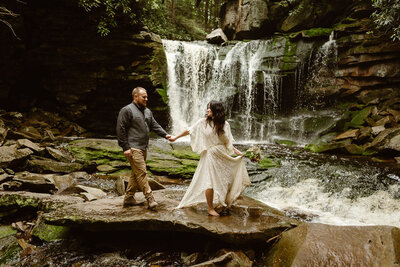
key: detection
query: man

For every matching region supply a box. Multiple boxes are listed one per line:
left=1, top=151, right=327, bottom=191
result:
left=116, top=87, right=171, bottom=210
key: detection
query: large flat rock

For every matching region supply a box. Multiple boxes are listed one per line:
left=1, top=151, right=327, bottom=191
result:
left=41, top=189, right=298, bottom=244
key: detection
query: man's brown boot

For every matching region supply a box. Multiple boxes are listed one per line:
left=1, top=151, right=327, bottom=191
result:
left=123, top=194, right=142, bottom=207
left=145, top=193, right=158, bottom=210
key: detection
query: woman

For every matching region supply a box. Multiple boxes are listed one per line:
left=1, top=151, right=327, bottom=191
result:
left=169, top=101, right=251, bottom=216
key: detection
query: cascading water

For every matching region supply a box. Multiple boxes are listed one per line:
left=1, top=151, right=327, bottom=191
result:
left=163, top=39, right=286, bottom=141
left=163, top=38, right=339, bottom=144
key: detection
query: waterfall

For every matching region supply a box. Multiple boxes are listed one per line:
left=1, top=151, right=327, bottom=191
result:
left=162, top=35, right=339, bottom=144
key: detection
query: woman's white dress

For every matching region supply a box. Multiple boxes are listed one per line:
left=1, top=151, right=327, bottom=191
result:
left=177, top=118, right=251, bottom=208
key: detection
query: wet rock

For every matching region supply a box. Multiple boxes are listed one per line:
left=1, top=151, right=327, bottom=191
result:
left=41, top=189, right=297, bottom=244
left=0, top=145, right=33, bottom=168
left=27, top=156, right=83, bottom=173
left=0, top=235, right=21, bottom=264
left=181, top=252, right=203, bottom=266
left=368, top=126, right=400, bottom=153
left=264, top=223, right=400, bottom=267
left=16, top=139, right=44, bottom=153
left=206, top=28, right=228, bottom=44
left=193, top=249, right=252, bottom=267
left=45, top=147, right=74, bottom=163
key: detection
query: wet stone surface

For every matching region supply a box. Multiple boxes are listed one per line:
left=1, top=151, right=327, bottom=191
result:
left=41, top=189, right=298, bottom=244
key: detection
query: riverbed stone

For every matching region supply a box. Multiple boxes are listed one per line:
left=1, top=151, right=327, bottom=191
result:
left=46, top=147, right=74, bottom=163
left=263, top=223, right=400, bottom=267
left=40, top=189, right=297, bottom=244
left=368, top=126, right=400, bottom=153
left=31, top=219, right=70, bottom=242
left=333, top=129, right=359, bottom=141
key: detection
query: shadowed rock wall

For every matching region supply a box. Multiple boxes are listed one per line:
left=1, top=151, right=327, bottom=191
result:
left=0, top=0, right=168, bottom=134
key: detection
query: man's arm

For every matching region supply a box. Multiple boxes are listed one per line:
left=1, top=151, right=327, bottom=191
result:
left=149, top=111, right=169, bottom=138
left=116, top=107, right=131, bottom=152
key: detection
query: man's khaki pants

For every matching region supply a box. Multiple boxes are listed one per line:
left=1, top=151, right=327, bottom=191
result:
left=126, top=148, right=152, bottom=198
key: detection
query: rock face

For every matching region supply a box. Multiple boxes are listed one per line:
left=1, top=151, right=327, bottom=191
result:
left=264, top=223, right=400, bottom=266
left=41, top=189, right=297, bottom=244
left=206, top=28, right=228, bottom=44
left=0, top=0, right=168, bottom=134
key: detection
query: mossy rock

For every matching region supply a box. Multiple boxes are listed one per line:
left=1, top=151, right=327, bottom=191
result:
left=0, top=226, right=17, bottom=239
left=275, top=140, right=297, bottom=146
left=304, top=141, right=347, bottom=153
left=0, top=235, right=21, bottom=265
left=172, top=149, right=200, bottom=160
left=344, top=106, right=373, bottom=130
left=258, top=157, right=281, bottom=170
left=31, top=220, right=70, bottom=242
left=146, top=158, right=197, bottom=179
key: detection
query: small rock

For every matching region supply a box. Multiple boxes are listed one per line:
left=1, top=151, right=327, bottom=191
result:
left=334, top=129, right=360, bottom=141
left=5, top=168, right=15, bottom=175
left=182, top=252, right=202, bottom=266
left=46, top=147, right=73, bottom=163
left=375, top=116, right=392, bottom=126
left=371, top=125, right=385, bottom=135
left=97, top=164, right=116, bottom=172
left=0, top=173, right=12, bottom=184
left=2, top=181, right=23, bottom=191
left=16, top=139, right=44, bottom=153
left=206, top=28, right=228, bottom=44
left=395, top=157, right=400, bottom=164
left=115, top=176, right=127, bottom=196
left=0, top=145, right=34, bottom=168
left=75, top=185, right=107, bottom=201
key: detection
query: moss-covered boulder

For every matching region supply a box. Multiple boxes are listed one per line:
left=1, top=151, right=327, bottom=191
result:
left=31, top=218, right=70, bottom=242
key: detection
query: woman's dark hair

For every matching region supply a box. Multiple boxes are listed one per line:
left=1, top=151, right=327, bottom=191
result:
left=206, top=100, right=225, bottom=136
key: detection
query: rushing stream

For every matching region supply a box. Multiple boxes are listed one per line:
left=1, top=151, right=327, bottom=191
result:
left=163, top=38, right=400, bottom=227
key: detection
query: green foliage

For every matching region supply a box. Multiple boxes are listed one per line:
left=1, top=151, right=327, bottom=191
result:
left=371, top=0, right=400, bottom=41
left=78, top=0, right=219, bottom=40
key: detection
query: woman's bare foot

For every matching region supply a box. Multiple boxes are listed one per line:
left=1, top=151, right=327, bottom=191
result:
left=208, top=209, right=220, bottom=217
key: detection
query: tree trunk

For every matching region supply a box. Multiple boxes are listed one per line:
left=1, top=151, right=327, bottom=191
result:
left=204, top=0, right=209, bottom=28
left=214, top=0, right=219, bottom=29
left=171, top=0, right=175, bottom=23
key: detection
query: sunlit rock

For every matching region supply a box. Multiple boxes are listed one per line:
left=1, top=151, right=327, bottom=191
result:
left=206, top=28, right=228, bottom=44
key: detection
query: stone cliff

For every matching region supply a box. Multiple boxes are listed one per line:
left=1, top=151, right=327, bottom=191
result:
left=0, top=0, right=168, bottom=134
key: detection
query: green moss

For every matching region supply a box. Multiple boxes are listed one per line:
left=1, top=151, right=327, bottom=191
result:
left=275, top=140, right=297, bottom=146
left=344, top=106, right=372, bottom=130
left=156, top=88, right=168, bottom=104
left=0, top=236, right=21, bottom=265
left=146, top=158, right=197, bottom=179
left=31, top=221, right=69, bottom=242
left=290, top=28, right=333, bottom=38
left=304, top=142, right=344, bottom=153
left=150, top=43, right=168, bottom=87
left=258, top=157, right=281, bottom=169
left=0, top=226, right=17, bottom=238
left=171, top=150, right=200, bottom=160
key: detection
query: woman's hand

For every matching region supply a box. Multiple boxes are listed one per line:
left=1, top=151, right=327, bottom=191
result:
left=168, top=136, right=178, bottom=142
left=233, top=147, right=243, bottom=157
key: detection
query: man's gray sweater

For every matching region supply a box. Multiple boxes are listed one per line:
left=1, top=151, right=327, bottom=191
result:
left=116, top=102, right=167, bottom=151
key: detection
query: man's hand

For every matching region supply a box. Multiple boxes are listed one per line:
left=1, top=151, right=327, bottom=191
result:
left=166, top=134, right=171, bottom=140
left=123, top=149, right=131, bottom=159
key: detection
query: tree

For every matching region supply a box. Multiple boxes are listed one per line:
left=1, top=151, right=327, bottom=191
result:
left=371, top=0, right=400, bottom=41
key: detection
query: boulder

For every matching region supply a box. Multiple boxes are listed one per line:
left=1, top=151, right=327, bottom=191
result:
left=264, top=223, right=400, bottom=267
left=333, top=129, right=359, bottom=141
left=0, top=145, right=33, bottom=168
left=12, top=173, right=57, bottom=193
left=206, top=28, right=228, bottom=44
left=27, top=156, right=83, bottom=173
left=41, top=189, right=298, bottom=244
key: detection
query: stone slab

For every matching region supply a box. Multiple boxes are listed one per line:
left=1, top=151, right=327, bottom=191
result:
left=41, top=189, right=297, bottom=244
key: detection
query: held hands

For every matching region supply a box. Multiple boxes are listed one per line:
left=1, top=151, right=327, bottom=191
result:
left=233, top=147, right=243, bottom=157
left=168, top=135, right=178, bottom=142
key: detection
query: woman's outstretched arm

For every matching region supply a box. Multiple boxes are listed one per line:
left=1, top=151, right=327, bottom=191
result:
left=168, top=129, right=189, bottom=142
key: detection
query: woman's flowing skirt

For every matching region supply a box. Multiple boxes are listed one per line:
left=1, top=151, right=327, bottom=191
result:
left=177, top=145, right=250, bottom=208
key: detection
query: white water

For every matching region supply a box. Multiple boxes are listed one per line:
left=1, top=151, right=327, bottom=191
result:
left=163, top=39, right=284, bottom=140
left=250, top=178, right=400, bottom=227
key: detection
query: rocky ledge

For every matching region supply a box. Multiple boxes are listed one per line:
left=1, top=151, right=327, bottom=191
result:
left=39, top=189, right=297, bottom=245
